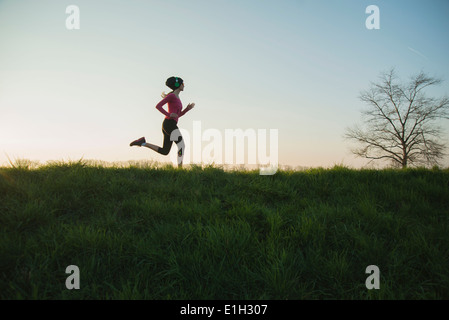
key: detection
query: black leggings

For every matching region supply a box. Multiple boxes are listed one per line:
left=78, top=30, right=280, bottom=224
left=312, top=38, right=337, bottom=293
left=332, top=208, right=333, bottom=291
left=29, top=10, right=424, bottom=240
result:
left=157, top=118, right=183, bottom=156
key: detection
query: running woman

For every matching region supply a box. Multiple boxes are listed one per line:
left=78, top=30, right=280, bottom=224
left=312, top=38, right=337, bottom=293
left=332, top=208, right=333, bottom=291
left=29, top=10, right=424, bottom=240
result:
left=130, top=76, right=195, bottom=167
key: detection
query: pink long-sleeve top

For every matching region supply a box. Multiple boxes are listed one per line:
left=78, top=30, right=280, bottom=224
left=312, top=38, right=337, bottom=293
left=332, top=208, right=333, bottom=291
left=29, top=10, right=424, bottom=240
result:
left=155, top=93, right=184, bottom=123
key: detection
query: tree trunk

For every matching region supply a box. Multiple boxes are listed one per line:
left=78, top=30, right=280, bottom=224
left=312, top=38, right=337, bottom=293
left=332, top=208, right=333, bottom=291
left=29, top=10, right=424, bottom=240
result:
left=402, top=149, right=408, bottom=168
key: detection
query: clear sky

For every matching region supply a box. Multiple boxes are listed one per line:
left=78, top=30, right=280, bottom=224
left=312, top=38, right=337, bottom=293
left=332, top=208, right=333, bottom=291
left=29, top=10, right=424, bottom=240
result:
left=1, top=0, right=449, bottom=168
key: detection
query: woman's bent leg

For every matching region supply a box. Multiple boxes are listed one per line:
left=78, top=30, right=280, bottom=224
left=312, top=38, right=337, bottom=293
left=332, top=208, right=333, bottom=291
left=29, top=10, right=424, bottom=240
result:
left=142, top=142, right=160, bottom=152
left=156, top=130, right=173, bottom=155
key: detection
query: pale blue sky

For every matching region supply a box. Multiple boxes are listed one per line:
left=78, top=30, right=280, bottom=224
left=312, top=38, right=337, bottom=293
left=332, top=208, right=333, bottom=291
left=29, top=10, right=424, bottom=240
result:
left=1, top=0, right=449, bottom=168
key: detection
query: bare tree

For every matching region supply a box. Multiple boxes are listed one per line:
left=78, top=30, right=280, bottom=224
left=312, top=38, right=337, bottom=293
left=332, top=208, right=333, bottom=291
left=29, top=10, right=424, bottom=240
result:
left=345, top=69, right=449, bottom=168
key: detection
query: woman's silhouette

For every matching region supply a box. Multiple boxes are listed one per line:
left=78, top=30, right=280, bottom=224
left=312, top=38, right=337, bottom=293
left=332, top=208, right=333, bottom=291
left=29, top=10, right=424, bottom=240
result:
left=130, top=76, right=195, bottom=167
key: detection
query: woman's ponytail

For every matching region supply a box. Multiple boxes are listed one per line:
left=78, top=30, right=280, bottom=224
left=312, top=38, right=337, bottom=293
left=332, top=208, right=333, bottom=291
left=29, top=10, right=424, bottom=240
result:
left=161, top=90, right=174, bottom=98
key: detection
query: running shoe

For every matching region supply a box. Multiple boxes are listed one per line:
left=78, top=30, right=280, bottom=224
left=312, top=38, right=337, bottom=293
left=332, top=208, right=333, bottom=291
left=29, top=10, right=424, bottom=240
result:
left=130, top=137, right=146, bottom=147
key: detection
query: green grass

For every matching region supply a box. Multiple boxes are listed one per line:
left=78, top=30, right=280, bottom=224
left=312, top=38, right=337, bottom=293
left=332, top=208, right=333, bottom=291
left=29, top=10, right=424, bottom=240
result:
left=1, top=160, right=448, bottom=299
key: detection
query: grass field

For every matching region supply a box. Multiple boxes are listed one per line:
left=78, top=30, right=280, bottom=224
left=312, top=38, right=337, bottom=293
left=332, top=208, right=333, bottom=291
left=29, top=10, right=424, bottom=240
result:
left=1, top=160, right=448, bottom=299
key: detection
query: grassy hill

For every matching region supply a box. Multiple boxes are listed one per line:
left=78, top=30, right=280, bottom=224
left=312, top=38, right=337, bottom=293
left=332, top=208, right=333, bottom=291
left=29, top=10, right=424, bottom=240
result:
left=1, top=160, right=448, bottom=299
